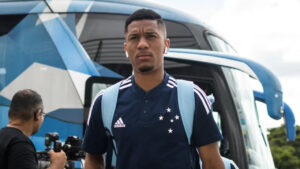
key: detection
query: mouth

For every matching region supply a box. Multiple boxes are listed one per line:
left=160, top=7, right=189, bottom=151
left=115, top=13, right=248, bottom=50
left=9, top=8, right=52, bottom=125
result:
left=136, top=53, right=152, bottom=60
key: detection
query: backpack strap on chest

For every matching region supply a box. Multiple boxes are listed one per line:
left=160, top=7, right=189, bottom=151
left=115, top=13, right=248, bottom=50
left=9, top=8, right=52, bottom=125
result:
left=177, top=80, right=238, bottom=169
left=176, top=79, right=195, bottom=145
left=101, top=81, right=121, bottom=168
left=101, top=81, right=121, bottom=134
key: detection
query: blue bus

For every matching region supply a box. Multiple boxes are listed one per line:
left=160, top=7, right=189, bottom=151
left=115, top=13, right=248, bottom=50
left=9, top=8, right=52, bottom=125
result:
left=0, top=0, right=295, bottom=168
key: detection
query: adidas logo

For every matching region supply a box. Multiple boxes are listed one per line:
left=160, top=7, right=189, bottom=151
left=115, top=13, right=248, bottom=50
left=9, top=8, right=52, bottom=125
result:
left=114, top=117, right=126, bottom=128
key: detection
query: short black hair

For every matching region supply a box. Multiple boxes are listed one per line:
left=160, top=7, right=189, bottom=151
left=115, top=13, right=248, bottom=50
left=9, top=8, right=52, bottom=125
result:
left=9, top=89, right=43, bottom=121
left=125, top=8, right=166, bottom=34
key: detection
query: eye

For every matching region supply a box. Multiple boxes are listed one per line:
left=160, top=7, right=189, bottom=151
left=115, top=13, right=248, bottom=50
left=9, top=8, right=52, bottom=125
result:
left=146, top=34, right=156, bottom=39
left=129, top=35, right=138, bottom=40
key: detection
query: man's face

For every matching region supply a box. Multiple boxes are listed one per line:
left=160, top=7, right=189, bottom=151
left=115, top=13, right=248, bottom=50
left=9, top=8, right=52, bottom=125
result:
left=124, top=20, right=170, bottom=74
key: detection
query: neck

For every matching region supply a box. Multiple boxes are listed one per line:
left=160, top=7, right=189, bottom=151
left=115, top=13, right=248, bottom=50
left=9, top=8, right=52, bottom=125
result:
left=134, top=69, right=164, bottom=92
left=7, top=120, right=33, bottom=137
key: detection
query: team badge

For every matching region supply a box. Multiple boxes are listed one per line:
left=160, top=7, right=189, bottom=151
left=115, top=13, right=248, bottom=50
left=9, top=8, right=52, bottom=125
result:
left=157, top=106, right=181, bottom=134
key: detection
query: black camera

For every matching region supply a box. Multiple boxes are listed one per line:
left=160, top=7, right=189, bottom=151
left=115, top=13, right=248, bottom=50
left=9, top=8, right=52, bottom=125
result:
left=55, top=135, right=85, bottom=161
left=45, top=132, right=59, bottom=151
left=36, top=132, right=85, bottom=169
left=36, top=132, right=60, bottom=162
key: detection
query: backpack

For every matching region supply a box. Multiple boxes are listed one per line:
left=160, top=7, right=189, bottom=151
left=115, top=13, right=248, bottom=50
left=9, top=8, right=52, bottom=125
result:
left=101, top=79, right=238, bottom=169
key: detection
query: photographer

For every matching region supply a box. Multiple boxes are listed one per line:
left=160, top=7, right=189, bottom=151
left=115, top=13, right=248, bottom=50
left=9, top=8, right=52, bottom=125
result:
left=0, top=89, right=67, bottom=169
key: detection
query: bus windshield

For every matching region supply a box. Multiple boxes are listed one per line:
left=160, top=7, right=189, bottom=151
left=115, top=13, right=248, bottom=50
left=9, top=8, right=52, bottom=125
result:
left=222, top=67, right=275, bottom=169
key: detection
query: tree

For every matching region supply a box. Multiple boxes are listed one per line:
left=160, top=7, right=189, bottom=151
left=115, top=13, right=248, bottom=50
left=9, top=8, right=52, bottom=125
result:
left=268, top=125, right=300, bottom=169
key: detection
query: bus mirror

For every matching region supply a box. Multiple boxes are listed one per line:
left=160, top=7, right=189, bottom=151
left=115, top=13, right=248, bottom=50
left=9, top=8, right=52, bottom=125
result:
left=253, top=91, right=296, bottom=141
left=253, top=91, right=282, bottom=119
left=283, top=103, right=296, bottom=141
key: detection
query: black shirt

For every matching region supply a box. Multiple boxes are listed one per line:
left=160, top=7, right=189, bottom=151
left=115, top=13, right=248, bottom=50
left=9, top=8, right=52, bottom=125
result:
left=0, top=127, right=38, bottom=169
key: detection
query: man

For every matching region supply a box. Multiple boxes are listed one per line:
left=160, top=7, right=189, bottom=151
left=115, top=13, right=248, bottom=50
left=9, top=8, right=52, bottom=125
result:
left=0, top=89, right=66, bottom=169
left=82, top=9, right=225, bottom=169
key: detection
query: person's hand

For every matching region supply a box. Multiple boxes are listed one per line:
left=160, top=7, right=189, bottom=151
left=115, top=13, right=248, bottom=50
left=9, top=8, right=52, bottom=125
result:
left=47, top=150, right=67, bottom=169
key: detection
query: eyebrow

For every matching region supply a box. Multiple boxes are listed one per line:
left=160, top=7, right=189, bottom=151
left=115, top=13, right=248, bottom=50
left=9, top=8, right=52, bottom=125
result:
left=145, top=31, right=157, bottom=35
left=128, top=33, right=138, bottom=36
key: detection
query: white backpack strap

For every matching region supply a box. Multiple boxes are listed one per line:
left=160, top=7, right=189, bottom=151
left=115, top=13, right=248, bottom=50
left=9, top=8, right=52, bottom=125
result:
left=101, top=81, right=121, bottom=133
left=177, top=80, right=237, bottom=169
left=101, top=81, right=121, bottom=167
left=176, top=79, right=195, bottom=145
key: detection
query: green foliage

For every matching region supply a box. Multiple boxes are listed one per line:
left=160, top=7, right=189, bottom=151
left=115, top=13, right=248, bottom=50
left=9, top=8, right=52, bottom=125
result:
left=268, top=125, right=300, bottom=169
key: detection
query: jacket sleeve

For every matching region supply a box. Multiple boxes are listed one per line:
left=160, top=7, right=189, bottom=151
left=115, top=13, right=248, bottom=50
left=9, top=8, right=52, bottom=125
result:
left=82, top=94, right=108, bottom=155
left=191, top=84, right=223, bottom=147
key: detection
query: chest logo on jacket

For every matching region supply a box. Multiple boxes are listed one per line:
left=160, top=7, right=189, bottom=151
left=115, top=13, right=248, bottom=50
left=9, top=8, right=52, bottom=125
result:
left=113, top=117, right=126, bottom=128
left=157, top=106, right=181, bottom=134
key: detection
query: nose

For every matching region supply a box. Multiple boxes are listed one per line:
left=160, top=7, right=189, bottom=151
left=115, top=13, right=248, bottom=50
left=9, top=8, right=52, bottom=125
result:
left=137, top=37, right=149, bottom=50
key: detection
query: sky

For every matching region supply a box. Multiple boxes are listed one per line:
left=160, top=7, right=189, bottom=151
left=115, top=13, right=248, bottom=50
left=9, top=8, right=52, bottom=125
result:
left=149, top=0, right=300, bottom=129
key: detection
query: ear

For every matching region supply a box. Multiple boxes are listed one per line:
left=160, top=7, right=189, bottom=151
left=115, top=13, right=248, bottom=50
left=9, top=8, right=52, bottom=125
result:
left=165, top=38, right=170, bottom=48
left=164, top=38, right=170, bottom=54
left=34, top=109, right=42, bottom=121
left=124, top=42, right=129, bottom=58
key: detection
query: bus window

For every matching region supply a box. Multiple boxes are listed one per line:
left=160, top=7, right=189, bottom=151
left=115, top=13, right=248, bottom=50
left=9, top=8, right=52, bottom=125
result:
left=213, top=111, right=222, bottom=132
left=91, top=83, right=109, bottom=101
left=69, top=13, right=200, bottom=76
left=212, top=110, right=222, bottom=148
left=254, top=101, right=270, bottom=144
left=83, top=76, right=122, bottom=134
left=222, top=67, right=275, bottom=169
left=250, top=77, right=282, bottom=134
left=253, top=94, right=283, bottom=132
left=206, top=34, right=238, bottom=55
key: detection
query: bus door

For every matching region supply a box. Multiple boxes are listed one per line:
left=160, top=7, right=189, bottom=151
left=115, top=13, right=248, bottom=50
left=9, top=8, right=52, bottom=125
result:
left=83, top=76, right=123, bottom=135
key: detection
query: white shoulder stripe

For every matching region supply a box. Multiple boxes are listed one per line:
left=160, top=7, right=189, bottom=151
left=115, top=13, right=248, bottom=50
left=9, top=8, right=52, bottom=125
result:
left=194, top=88, right=210, bottom=107
left=167, top=80, right=177, bottom=86
left=121, top=81, right=131, bottom=86
left=194, top=85, right=211, bottom=107
left=166, top=83, right=175, bottom=88
left=125, top=76, right=132, bottom=81
left=169, top=77, right=176, bottom=83
left=121, top=77, right=131, bottom=86
left=87, top=90, right=104, bottom=125
left=120, top=83, right=132, bottom=90
left=194, top=89, right=210, bottom=114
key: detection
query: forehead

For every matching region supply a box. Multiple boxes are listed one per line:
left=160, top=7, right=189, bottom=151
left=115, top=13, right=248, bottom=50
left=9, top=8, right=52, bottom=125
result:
left=127, top=20, right=161, bottom=33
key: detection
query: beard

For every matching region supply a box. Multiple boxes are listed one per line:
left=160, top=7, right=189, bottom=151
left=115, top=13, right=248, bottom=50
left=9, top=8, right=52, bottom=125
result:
left=139, top=66, right=154, bottom=73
